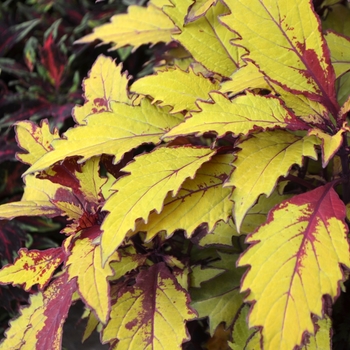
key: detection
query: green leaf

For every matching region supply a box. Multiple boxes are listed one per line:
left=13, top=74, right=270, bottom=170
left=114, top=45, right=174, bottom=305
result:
left=101, top=146, right=214, bottom=264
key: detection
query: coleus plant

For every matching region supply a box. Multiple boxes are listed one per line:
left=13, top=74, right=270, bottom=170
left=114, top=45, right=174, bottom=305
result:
left=0, top=0, right=350, bottom=349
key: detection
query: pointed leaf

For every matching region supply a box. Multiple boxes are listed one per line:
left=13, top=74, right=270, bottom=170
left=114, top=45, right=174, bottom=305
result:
left=0, top=247, right=65, bottom=291
left=25, top=99, right=183, bottom=175
left=73, top=55, right=131, bottom=125
left=101, top=147, right=214, bottom=264
left=325, top=31, right=350, bottom=78
left=191, top=252, right=245, bottom=334
left=303, top=316, right=331, bottom=349
left=238, top=184, right=350, bottom=350
left=67, top=228, right=115, bottom=324
left=227, top=130, right=320, bottom=230
left=165, top=0, right=244, bottom=76
left=15, top=119, right=59, bottom=165
left=0, top=274, right=75, bottom=350
left=102, top=263, right=196, bottom=348
left=222, top=0, right=338, bottom=112
left=135, top=154, right=233, bottom=241
left=76, top=3, right=177, bottom=50
left=165, top=92, right=308, bottom=140
left=185, top=0, right=218, bottom=23
left=131, top=67, right=220, bottom=113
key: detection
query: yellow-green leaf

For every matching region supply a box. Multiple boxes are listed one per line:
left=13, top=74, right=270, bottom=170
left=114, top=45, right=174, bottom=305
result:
left=73, top=55, right=131, bottom=125
left=227, top=130, right=320, bottom=230
left=102, top=263, right=196, bottom=348
left=222, top=0, right=337, bottom=109
left=190, top=265, right=224, bottom=288
left=134, top=154, right=233, bottom=241
left=0, top=247, right=65, bottom=291
left=76, top=3, right=177, bottom=50
left=165, top=92, right=307, bottom=140
left=238, top=184, right=350, bottom=350
left=131, top=66, right=220, bottom=113
left=25, top=99, right=183, bottom=175
left=0, top=201, right=60, bottom=219
left=302, top=316, right=331, bottom=349
left=67, top=228, right=116, bottom=324
left=101, top=146, right=214, bottom=264
left=325, top=31, right=350, bottom=78
left=185, top=0, right=218, bottom=23
left=165, top=0, right=244, bottom=76
left=16, top=119, right=59, bottom=165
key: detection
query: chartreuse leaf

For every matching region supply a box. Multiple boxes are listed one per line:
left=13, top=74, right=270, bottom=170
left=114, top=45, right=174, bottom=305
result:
left=165, top=0, right=244, bottom=76
left=222, top=0, right=337, bottom=110
left=325, top=32, right=350, bottom=78
left=131, top=66, right=220, bottom=113
left=0, top=247, right=65, bottom=291
left=25, top=99, right=183, bottom=175
left=102, top=263, right=196, bottom=349
left=0, top=273, right=75, bottom=350
left=309, top=125, right=348, bottom=167
left=66, top=228, right=117, bottom=324
left=191, top=252, right=245, bottom=334
left=185, top=0, right=218, bottom=23
left=73, top=55, right=131, bottom=125
left=190, top=265, right=224, bottom=288
left=227, top=130, right=320, bottom=230
left=165, top=92, right=307, bottom=140
left=238, top=184, right=350, bottom=350
left=134, top=154, right=233, bottom=241
left=101, top=147, right=214, bottom=264
left=302, top=316, right=331, bottom=349
left=76, top=2, right=177, bottom=50
left=16, top=119, right=59, bottom=165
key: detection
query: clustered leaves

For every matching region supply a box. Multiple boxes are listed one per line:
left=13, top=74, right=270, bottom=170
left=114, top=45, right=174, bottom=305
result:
left=0, top=0, right=350, bottom=349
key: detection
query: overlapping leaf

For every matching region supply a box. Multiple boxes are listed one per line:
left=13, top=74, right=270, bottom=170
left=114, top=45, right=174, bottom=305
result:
left=0, top=247, right=65, bottom=291
left=222, top=0, right=338, bottom=112
left=134, top=154, right=233, bottom=241
left=185, top=0, right=218, bottom=23
left=191, top=252, right=245, bottom=334
left=131, top=66, right=220, bottom=113
left=102, top=263, right=196, bottom=349
left=165, top=92, right=308, bottom=140
left=76, top=2, right=177, bottom=50
left=101, top=146, right=214, bottom=264
left=66, top=227, right=116, bottom=324
left=73, top=55, right=131, bottom=125
left=25, top=99, right=183, bottom=175
left=238, top=184, right=350, bottom=350
left=227, top=130, right=320, bottom=230
left=0, top=274, right=76, bottom=350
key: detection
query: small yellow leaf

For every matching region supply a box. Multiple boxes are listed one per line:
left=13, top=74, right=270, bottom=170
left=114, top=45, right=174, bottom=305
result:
left=0, top=247, right=65, bottom=291
left=131, top=66, right=220, bottom=113
left=16, top=119, right=59, bottom=165
left=238, top=184, right=350, bottom=350
left=73, top=55, right=131, bottom=125
left=227, top=130, right=320, bottom=230
left=0, top=201, right=59, bottom=220
left=185, top=0, right=218, bottom=23
left=76, top=3, right=177, bottom=50
left=67, top=229, right=115, bottom=324
left=101, top=146, right=214, bottom=264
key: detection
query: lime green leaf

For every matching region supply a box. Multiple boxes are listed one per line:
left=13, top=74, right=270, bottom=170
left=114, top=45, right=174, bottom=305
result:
left=165, top=92, right=307, bottom=140
left=134, top=154, right=233, bottom=241
left=165, top=0, right=244, bottom=76
left=82, top=311, right=99, bottom=343
left=190, top=265, right=224, bottom=288
left=0, top=274, right=75, bottom=350
left=185, top=0, right=218, bottom=23
left=16, top=119, right=59, bottom=165
left=222, top=0, right=337, bottom=110
left=25, top=99, right=183, bottom=175
left=101, top=147, right=214, bottom=264
left=73, top=55, right=131, bottom=125
left=227, top=130, right=320, bottom=230
left=102, top=263, right=196, bottom=348
left=191, top=252, right=245, bottom=334
left=238, top=184, right=350, bottom=350
left=131, top=66, right=220, bottom=113
left=325, top=31, right=350, bottom=78
left=0, top=247, right=65, bottom=291
left=76, top=3, right=177, bottom=50
left=67, top=228, right=116, bottom=324
left=302, top=316, right=331, bottom=349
